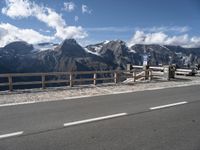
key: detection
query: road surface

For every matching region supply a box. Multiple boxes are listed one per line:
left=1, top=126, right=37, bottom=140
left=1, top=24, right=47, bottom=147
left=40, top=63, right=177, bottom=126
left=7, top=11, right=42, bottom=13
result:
left=0, top=85, right=200, bottom=150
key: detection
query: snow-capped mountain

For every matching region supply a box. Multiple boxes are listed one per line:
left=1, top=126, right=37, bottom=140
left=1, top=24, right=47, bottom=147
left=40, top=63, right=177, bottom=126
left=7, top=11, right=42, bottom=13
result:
left=85, top=40, right=111, bottom=55
left=0, top=39, right=200, bottom=74
left=86, top=41, right=200, bottom=67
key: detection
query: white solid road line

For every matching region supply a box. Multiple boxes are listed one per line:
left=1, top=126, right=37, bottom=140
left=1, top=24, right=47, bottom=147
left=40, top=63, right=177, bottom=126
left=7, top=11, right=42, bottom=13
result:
left=150, top=101, right=188, bottom=110
left=0, top=131, right=24, bottom=139
left=64, top=113, right=127, bottom=127
left=0, top=101, right=36, bottom=107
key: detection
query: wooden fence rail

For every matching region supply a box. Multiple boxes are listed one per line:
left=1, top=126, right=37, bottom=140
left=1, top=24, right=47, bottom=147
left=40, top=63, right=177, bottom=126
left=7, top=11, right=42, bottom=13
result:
left=0, top=70, right=155, bottom=91
left=0, top=70, right=124, bottom=91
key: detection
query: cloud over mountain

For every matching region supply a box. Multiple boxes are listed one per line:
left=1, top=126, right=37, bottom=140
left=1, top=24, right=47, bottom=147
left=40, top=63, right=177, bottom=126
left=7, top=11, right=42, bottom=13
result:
left=128, top=31, right=200, bottom=48
left=2, top=0, right=87, bottom=41
left=0, top=23, right=53, bottom=47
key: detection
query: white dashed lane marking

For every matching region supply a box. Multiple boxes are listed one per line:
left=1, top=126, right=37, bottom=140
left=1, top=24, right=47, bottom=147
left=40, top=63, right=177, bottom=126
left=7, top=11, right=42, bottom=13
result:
left=64, top=113, right=127, bottom=127
left=150, top=101, right=188, bottom=110
left=0, top=131, right=24, bottom=139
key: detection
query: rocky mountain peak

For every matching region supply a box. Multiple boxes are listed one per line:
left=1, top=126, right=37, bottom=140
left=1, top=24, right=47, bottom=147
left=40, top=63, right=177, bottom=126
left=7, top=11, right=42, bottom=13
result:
left=100, top=40, right=128, bottom=55
left=58, top=39, right=86, bottom=57
left=1, top=38, right=200, bottom=74
left=3, top=41, right=34, bottom=54
left=61, top=39, right=78, bottom=46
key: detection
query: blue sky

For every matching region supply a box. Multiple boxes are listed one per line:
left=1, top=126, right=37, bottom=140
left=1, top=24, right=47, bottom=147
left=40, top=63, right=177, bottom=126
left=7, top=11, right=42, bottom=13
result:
left=0, top=0, right=200, bottom=47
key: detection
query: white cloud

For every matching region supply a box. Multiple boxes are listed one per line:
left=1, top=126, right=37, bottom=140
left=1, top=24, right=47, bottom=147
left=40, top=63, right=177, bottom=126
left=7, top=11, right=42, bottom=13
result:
left=86, top=26, right=190, bottom=34
left=128, top=31, right=200, bottom=48
left=82, top=4, right=92, bottom=14
left=2, top=0, right=32, bottom=18
left=2, top=0, right=87, bottom=40
left=46, top=30, right=51, bottom=33
left=135, top=26, right=190, bottom=33
left=74, top=16, right=79, bottom=22
left=39, top=29, right=51, bottom=33
left=63, top=2, right=75, bottom=12
left=0, top=23, right=53, bottom=47
left=165, top=35, right=189, bottom=47
left=86, top=27, right=135, bottom=32
left=55, top=26, right=87, bottom=39
left=0, top=27, right=7, bottom=38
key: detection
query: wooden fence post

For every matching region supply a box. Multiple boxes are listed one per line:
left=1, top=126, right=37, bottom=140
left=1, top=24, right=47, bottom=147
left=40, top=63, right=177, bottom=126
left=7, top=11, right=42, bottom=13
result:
left=149, top=70, right=153, bottom=81
left=70, top=73, right=73, bottom=87
left=8, top=75, right=13, bottom=91
left=93, top=73, right=97, bottom=85
left=114, top=72, right=118, bottom=84
left=42, top=75, right=45, bottom=89
left=133, top=70, right=136, bottom=82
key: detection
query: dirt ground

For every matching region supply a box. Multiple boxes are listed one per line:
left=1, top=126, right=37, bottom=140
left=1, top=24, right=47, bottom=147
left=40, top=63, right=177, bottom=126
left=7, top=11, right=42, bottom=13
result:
left=0, top=76, right=199, bottom=105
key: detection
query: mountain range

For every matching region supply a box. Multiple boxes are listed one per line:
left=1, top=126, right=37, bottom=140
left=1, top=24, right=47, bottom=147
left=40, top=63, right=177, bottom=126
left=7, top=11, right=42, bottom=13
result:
left=0, top=39, right=200, bottom=74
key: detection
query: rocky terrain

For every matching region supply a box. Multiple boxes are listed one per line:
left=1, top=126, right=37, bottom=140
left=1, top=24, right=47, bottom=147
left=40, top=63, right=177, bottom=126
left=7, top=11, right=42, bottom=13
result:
left=1, top=75, right=200, bottom=105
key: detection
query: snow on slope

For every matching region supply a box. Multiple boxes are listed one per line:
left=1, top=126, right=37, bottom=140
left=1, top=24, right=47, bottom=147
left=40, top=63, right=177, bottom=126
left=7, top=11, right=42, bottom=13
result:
left=84, top=47, right=101, bottom=56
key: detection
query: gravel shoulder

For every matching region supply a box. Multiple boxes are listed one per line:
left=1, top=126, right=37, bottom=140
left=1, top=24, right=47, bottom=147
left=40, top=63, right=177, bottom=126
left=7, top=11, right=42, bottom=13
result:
left=0, top=76, right=200, bottom=105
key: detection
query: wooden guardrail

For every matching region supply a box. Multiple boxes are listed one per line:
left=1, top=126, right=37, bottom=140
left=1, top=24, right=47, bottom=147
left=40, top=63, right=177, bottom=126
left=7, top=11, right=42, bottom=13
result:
left=175, top=69, right=196, bottom=76
left=0, top=70, right=123, bottom=91
left=124, top=69, right=153, bottom=81
left=131, top=65, right=197, bottom=76
left=0, top=69, right=157, bottom=91
left=131, top=65, right=163, bottom=71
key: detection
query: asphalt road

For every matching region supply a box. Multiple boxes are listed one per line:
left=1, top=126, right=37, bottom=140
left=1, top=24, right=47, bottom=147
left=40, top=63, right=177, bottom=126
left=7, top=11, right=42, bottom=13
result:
left=0, top=85, right=200, bottom=149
